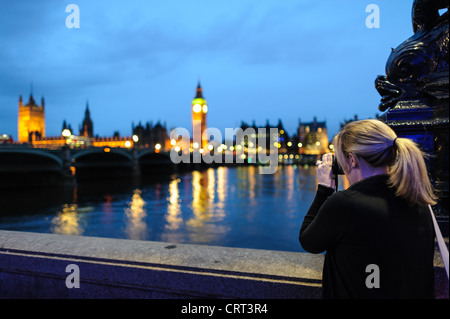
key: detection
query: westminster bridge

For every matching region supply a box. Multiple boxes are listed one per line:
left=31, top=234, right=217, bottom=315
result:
left=0, top=145, right=320, bottom=187
left=0, top=145, right=179, bottom=187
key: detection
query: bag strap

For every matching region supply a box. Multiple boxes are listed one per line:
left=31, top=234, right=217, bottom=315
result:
left=428, top=204, right=449, bottom=279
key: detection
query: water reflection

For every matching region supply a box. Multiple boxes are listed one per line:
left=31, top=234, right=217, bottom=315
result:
left=124, top=189, right=147, bottom=240
left=166, top=178, right=182, bottom=230
left=216, top=166, right=227, bottom=218
left=187, top=170, right=212, bottom=228
left=51, top=204, right=83, bottom=235
left=186, top=168, right=230, bottom=243
left=1, top=166, right=327, bottom=252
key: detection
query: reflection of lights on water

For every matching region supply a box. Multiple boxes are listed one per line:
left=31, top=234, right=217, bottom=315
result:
left=166, top=178, right=182, bottom=230
left=216, top=166, right=227, bottom=216
left=52, top=204, right=83, bottom=235
left=187, top=171, right=210, bottom=228
left=124, top=189, right=147, bottom=240
left=286, top=165, right=295, bottom=202
left=207, top=168, right=215, bottom=203
left=185, top=168, right=230, bottom=243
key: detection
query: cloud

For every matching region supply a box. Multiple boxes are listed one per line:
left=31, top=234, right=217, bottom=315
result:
left=0, top=0, right=415, bottom=139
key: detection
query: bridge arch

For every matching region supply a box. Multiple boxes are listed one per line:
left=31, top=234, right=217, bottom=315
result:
left=0, top=149, right=63, bottom=168
left=0, top=149, right=65, bottom=187
left=137, top=149, right=170, bottom=158
left=71, top=148, right=135, bottom=181
left=138, top=151, right=174, bottom=176
left=71, top=148, right=134, bottom=162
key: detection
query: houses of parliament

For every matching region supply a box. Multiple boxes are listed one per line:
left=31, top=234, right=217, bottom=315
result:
left=13, top=82, right=330, bottom=158
left=16, top=92, right=169, bottom=150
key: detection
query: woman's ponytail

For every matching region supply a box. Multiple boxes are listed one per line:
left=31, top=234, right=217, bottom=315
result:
left=334, top=119, right=437, bottom=207
left=388, top=137, right=437, bottom=206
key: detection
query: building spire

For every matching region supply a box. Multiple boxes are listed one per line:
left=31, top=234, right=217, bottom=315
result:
left=85, top=100, right=90, bottom=115
left=195, top=81, right=203, bottom=99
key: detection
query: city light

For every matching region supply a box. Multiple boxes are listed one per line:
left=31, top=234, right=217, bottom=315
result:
left=125, top=141, right=132, bottom=148
left=62, top=129, right=71, bottom=137
left=155, top=143, right=161, bottom=150
left=171, top=139, right=176, bottom=146
left=132, top=135, right=139, bottom=142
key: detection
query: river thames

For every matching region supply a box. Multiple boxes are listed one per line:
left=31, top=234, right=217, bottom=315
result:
left=0, top=165, right=326, bottom=253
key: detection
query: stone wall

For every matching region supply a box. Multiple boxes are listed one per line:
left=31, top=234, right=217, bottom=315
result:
left=0, top=230, right=323, bottom=299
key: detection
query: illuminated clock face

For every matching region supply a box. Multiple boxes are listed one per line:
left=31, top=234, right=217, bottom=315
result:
left=202, top=105, right=208, bottom=113
left=193, top=104, right=202, bottom=113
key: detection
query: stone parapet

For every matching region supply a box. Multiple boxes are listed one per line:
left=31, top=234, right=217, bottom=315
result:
left=0, top=230, right=323, bottom=299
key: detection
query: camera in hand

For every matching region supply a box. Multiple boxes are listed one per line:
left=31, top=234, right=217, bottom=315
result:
left=332, top=155, right=344, bottom=176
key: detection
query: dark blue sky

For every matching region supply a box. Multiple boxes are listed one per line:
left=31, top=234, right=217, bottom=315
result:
left=1, top=0, right=415, bottom=140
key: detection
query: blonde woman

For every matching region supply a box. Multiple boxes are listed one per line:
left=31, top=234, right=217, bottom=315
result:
left=299, top=119, right=437, bottom=299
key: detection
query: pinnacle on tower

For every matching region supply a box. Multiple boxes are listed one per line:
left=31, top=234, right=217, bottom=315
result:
left=195, top=81, right=204, bottom=99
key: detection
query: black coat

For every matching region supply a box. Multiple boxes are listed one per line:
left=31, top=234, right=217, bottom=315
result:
left=299, top=174, right=435, bottom=299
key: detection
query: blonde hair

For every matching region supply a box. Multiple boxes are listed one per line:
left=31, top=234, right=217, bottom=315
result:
left=333, top=119, right=436, bottom=206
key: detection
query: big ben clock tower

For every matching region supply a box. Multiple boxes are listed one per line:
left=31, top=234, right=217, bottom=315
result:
left=192, top=81, right=208, bottom=149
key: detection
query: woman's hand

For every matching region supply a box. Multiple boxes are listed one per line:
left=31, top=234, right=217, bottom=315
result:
left=316, top=153, right=335, bottom=189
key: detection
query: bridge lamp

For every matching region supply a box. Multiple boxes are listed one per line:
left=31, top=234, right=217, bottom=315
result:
left=155, top=143, right=161, bottom=150
left=132, top=135, right=139, bottom=143
left=125, top=141, right=132, bottom=148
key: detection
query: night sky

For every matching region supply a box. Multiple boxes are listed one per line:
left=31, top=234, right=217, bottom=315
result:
left=1, top=0, right=416, bottom=141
